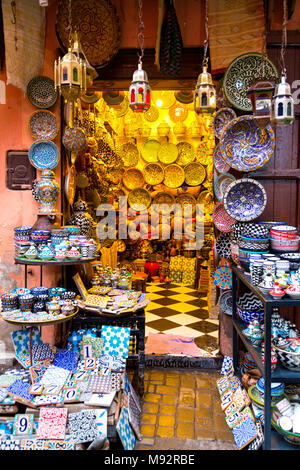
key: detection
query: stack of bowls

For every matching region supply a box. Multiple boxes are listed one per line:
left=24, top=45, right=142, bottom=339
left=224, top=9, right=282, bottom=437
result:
left=62, top=225, right=81, bottom=236
left=1, top=293, right=19, bottom=311
left=270, top=225, right=299, bottom=253
left=236, top=292, right=264, bottom=323
left=18, top=293, right=35, bottom=311
left=14, top=226, right=32, bottom=242
left=51, top=229, right=69, bottom=246
left=238, top=223, right=270, bottom=269
left=30, top=230, right=51, bottom=243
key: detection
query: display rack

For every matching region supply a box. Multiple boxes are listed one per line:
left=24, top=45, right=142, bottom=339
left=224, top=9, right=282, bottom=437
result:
left=232, top=265, right=300, bottom=451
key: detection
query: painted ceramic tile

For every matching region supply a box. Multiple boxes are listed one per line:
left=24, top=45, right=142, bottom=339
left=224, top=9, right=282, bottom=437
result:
left=43, top=384, right=62, bottom=395
left=217, top=380, right=230, bottom=397
left=15, top=353, right=32, bottom=369
left=111, top=373, right=123, bottom=392
left=37, top=407, right=67, bottom=440
left=62, top=387, right=80, bottom=403
left=29, top=383, right=44, bottom=395
left=40, top=365, right=71, bottom=386
left=11, top=327, right=42, bottom=357
left=7, top=379, right=34, bottom=406
left=116, top=407, right=136, bottom=451
left=85, top=294, right=109, bottom=308
left=29, top=359, right=52, bottom=383
left=233, top=387, right=245, bottom=411
left=225, top=411, right=241, bottom=429
left=47, top=439, right=75, bottom=451
left=98, top=354, right=126, bottom=372
left=32, top=343, right=55, bottom=362
left=84, top=391, right=116, bottom=408
left=221, top=356, right=234, bottom=376
left=221, top=391, right=233, bottom=411
left=80, top=343, right=95, bottom=361
left=129, top=383, right=141, bottom=413
left=2, top=368, right=30, bottom=379
left=77, top=358, right=100, bottom=372
left=0, top=421, right=14, bottom=437
left=53, top=349, right=79, bottom=372
left=0, top=437, right=22, bottom=450
left=99, top=367, right=112, bottom=376
left=86, top=375, right=112, bottom=394
left=240, top=406, right=255, bottom=423
left=232, top=415, right=258, bottom=450
left=72, top=370, right=90, bottom=382
left=1, top=396, right=15, bottom=405
left=68, top=410, right=98, bottom=444
left=121, top=390, right=129, bottom=409
left=12, top=414, right=34, bottom=436
left=84, top=357, right=97, bottom=371
left=248, top=420, right=264, bottom=451
left=101, top=326, right=130, bottom=358
left=224, top=401, right=238, bottom=417
left=230, top=376, right=241, bottom=393
left=81, top=336, right=104, bottom=359
left=128, top=394, right=141, bottom=440
left=94, top=409, right=107, bottom=438
left=0, top=387, right=8, bottom=402
left=33, top=394, right=63, bottom=406
left=20, top=439, right=49, bottom=451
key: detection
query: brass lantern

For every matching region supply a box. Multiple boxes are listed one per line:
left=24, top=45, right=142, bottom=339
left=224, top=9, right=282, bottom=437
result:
left=54, top=45, right=87, bottom=102
left=270, top=74, right=294, bottom=126
left=194, top=62, right=216, bottom=114
left=129, top=62, right=151, bottom=113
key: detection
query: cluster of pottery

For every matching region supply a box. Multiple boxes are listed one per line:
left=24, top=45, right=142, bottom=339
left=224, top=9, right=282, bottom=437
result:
left=91, top=265, right=132, bottom=290
left=270, top=225, right=300, bottom=253
left=272, top=402, right=300, bottom=445
left=1, top=286, right=77, bottom=318
left=236, top=291, right=264, bottom=323
left=272, top=337, right=300, bottom=372
left=14, top=225, right=97, bottom=261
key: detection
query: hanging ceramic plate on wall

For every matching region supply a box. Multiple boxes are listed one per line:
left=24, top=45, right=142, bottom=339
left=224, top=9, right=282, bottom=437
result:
left=213, top=202, right=236, bottom=233
left=219, top=115, right=275, bottom=172
left=213, top=107, right=236, bottom=139
left=214, top=172, right=236, bottom=202
left=29, top=110, right=59, bottom=141
left=223, top=178, right=267, bottom=222
left=29, top=140, right=60, bottom=170
left=213, top=144, right=230, bottom=173
left=212, top=266, right=232, bottom=290
left=223, top=52, right=279, bottom=112
left=56, top=0, right=121, bottom=68
left=219, top=289, right=233, bottom=315
left=26, top=76, right=58, bottom=109
left=62, top=125, right=86, bottom=152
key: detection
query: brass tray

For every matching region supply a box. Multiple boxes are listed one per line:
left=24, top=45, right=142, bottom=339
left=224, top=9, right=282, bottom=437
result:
left=128, top=188, right=151, bottom=211
left=184, top=162, right=206, bottom=186
left=169, top=102, right=189, bottom=122
left=175, top=193, right=197, bottom=213
left=152, top=192, right=175, bottom=214
left=144, top=106, right=159, bottom=122
left=141, top=139, right=161, bottom=163
left=158, top=143, right=178, bottom=165
left=163, top=164, right=185, bottom=189
left=143, top=163, right=165, bottom=186
left=197, top=190, right=214, bottom=211
left=120, top=142, right=139, bottom=167
left=176, top=142, right=195, bottom=166
left=122, top=168, right=145, bottom=190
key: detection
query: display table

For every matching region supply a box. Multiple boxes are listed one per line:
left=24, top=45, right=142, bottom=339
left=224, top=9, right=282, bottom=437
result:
left=232, top=265, right=300, bottom=450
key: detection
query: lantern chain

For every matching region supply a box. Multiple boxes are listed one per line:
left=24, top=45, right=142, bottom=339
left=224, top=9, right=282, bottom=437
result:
left=280, top=0, right=288, bottom=76
left=202, top=0, right=209, bottom=67
left=137, top=0, right=145, bottom=64
left=66, top=0, right=73, bottom=47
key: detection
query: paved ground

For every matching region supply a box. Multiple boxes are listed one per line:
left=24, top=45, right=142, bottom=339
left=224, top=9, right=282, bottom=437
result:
left=135, top=368, right=236, bottom=451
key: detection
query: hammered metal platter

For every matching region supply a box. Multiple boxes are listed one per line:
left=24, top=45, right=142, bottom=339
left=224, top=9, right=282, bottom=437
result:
left=120, top=142, right=139, bottom=167
left=141, top=140, right=161, bottom=163
left=163, top=164, right=185, bottom=188
left=152, top=192, right=175, bottom=214
left=143, top=163, right=164, bottom=186
left=123, top=168, right=145, bottom=190
left=158, top=143, right=178, bottom=165
left=223, top=52, right=279, bottom=112
left=127, top=188, right=151, bottom=211
left=29, top=110, right=59, bottom=141
left=175, top=193, right=197, bottom=213
left=184, top=162, right=206, bottom=186
left=176, top=142, right=195, bottom=166
left=26, top=76, right=58, bottom=109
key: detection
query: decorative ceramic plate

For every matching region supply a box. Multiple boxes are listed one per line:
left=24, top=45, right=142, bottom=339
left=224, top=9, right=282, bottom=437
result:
left=184, top=162, right=206, bottom=186
left=195, top=141, right=211, bottom=165
left=213, top=144, right=230, bottom=173
left=56, top=0, right=121, bottom=68
left=223, top=178, right=267, bottom=222
left=62, top=125, right=86, bottom=152
left=26, top=76, right=58, bottom=109
left=212, top=266, right=232, bottom=290
left=152, top=192, right=175, bottom=214
left=219, top=289, right=233, bottom=315
left=219, top=115, right=275, bottom=172
left=120, top=142, right=139, bottom=167
left=163, top=164, right=185, bottom=189
left=141, top=140, right=161, bottom=163
left=127, top=188, right=151, bottom=211
left=176, top=142, right=195, bottom=166
left=144, top=106, right=159, bottom=122
left=123, top=168, right=145, bottom=191
left=143, top=163, right=164, bottom=186
left=214, top=173, right=236, bottom=202
left=213, top=107, right=236, bottom=139
left=158, top=143, right=178, bottom=164
left=223, top=52, right=279, bottom=112
left=175, top=193, right=196, bottom=213
left=213, top=202, right=236, bottom=233
left=169, top=103, right=188, bottom=122
left=29, top=110, right=59, bottom=141
left=29, top=140, right=60, bottom=170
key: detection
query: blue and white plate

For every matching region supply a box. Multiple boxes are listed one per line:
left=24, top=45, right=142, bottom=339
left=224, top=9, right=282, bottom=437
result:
left=214, top=172, right=236, bottom=201
left=219, top=115, right=275, bottom=172
left=223, top=178, right=267, bottom=222
left=29, top=140, right=60, bottom=170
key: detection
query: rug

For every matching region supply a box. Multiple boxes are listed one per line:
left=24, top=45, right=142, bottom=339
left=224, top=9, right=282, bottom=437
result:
left=145, top=332, right=212, bottom=357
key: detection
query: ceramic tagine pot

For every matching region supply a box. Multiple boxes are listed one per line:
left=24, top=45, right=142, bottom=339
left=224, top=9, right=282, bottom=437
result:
left=269, top=281, right=286, bottom=300
left=24, top=243, right=38, bottom=260
left=66, top=245, right=81, bottom=261
left=54, top=248, right=66, bottom=262
left=32, top=170, right=60, bottom=215
left=68, top=199, right=95, bottom=238
left=249, top=319, right=264, bottom=348
left=37, top=244, right=54, bottom=261
left=47, top=299, right=61, bottom=316
left=60, top=299, right=75, bottom=316
left=285, top=275, right=300, bottom=300
left=277, top=272, right=290, bottom=289
left=259, top=271, right=274, bottom=294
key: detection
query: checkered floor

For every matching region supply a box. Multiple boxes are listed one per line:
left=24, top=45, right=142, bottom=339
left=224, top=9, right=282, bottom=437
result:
left=145, top=283, right=219, bottom=354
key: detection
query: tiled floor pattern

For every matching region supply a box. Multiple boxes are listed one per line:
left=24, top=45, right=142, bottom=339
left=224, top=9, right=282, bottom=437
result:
left=135, top=369, right=236, bottom=450
left=145, top=283, right=219, bottom=354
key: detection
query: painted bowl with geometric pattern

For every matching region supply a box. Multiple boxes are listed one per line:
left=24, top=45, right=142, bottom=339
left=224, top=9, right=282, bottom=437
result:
left=237, top=304, right=264, bottom=323
left=272, top=344, right=300, bottom=371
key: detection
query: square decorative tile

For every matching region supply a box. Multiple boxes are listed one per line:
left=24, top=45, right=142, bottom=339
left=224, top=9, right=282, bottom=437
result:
left=101, top=326, right=131, bottom=358
left=40, top=365, right=71, bottom=386
left=33, top=394, right=63, bottom=406
left=232, top=415, right=258, bottom=449
left=84, top=392, right=116, bottom=408
left=95, top=409, right=107, bottom=438
left=37, top=407, right=67, bottom=440
left=29, top=359, right=53, bottom=383
left=7, top=379, right=34, bottom=406
left=68, top=410, right=98, bottom=444
left=20, top=439, right=49, bottom=451
left=86, top=375, right=112, bottom=394
left=116, top=407, right=136, bottom=450
left=0, top=438, right=22, bottom=450
left=47, top=440, right=75, bottom=451
left=62, top=387, right=80, bottom=403
left=11, top=327, right=42, bottom=357
left=81, top=336, right=104, bottom=359
left=32, top=343, right=55, bottom=362
left=53, top=349, right=79, bottom=372
left=128, top=394, right=141, bottom=440
left=12, top=414, right=34, bottom=436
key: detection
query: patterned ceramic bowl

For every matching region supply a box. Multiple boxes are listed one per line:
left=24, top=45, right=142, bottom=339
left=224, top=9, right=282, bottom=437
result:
left=31, top=287, right=49, bottom=297
left=237, top=304, right=264, bottom=323
left=30, top=230, right=51, bottom=242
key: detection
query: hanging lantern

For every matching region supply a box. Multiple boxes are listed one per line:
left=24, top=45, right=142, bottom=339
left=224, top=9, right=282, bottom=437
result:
left=247, top=80, right=275, bottom=128
left=194, top=62, right=216, bottom=114
left=129, top=62, right=151, bottom=112
left=270, top=74, right=294, bottom=126
left=72, top=30, right=98, bottom=88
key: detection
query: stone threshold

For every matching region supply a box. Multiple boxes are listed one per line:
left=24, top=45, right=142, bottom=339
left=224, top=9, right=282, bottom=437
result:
left=144, top=354, right=223, bottom=370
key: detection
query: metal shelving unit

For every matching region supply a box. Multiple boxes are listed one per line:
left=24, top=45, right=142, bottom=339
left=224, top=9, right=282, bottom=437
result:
left=232, top=265, right=300, bottom=450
